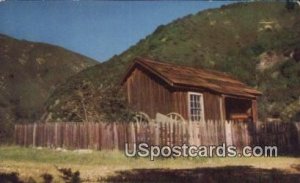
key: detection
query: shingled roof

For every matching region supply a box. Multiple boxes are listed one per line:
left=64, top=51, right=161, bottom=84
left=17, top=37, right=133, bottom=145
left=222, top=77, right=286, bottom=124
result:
left=122, top=57, right=262, bottom=98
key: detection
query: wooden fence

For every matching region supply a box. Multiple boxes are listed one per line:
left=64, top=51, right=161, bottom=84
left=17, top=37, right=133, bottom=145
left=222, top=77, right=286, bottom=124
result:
left=253, top=121, right=300, bottom=154
left=14, top=120, right=300, bottom=154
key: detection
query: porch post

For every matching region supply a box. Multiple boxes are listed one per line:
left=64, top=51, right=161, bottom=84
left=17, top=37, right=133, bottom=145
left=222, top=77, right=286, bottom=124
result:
left=219, top=95, right=226, bottom=122
left=252, top=99, right=258, bottom=122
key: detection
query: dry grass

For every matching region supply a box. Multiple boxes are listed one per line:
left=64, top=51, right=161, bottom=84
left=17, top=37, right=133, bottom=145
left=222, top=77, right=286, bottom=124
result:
left=0, top=146, right=299, bottom=182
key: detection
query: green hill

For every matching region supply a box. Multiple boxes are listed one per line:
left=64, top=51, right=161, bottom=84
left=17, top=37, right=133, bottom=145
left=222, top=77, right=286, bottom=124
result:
left=45, top=2, right=300, bottom=123
left=0, top=34, right=97, bottom=141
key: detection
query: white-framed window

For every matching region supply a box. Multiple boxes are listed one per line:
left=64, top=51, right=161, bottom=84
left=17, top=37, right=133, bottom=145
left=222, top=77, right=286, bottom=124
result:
left=188, top=92, right=205, bottom=122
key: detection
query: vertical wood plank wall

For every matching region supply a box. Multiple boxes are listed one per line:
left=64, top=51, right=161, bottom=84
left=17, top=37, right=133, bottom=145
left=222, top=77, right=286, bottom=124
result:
left=203, top=92, right=222, bottom=120
left=252, top=99, right=258, bottom=122
left=123, top=66, right=226, bottom=121
left=171, top=91, right=188, bottom=119
left=124, top=66, right=173, bottom=118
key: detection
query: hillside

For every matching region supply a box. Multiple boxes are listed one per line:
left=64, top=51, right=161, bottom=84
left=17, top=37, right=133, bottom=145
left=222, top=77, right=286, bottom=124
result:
left=0, top=34, right=97, bottom=141
left=44, top=2, right=300, bottom=122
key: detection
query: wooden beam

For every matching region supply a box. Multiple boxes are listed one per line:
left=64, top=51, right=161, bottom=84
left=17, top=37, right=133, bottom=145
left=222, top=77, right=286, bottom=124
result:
left=220, top=95, right=226, bottom=122
left=252, top=99, right=258, bottom=122
left=223, top=94, right=254, bottom=101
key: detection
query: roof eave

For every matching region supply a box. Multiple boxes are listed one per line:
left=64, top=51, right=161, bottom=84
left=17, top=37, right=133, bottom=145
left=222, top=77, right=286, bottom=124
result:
left=172, top=83, right=260, bottom=99
left=120, top=57, right=175, bottom=87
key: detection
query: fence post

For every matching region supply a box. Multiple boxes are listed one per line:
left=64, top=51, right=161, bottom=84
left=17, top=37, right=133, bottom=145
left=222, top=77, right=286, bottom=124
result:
left=225, top=120, right=233, bottom=146
left=113, top=122, right=118, bottom=150
left=13, top=120, right=300, bottom=155
left=33, top=123, right=36, bottom=147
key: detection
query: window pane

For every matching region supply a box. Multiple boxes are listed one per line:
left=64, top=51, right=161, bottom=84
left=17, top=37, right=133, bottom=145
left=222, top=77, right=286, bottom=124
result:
left=189, top=94, right=204, bottom=122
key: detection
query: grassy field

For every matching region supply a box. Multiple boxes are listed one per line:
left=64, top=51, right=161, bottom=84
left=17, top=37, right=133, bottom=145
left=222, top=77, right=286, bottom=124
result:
left=0, top=146, right=299, bottom=182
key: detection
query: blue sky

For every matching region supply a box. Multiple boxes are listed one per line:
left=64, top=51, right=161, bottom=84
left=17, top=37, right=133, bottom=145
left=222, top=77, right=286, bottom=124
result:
left=0, top=1, right=232, bottom=62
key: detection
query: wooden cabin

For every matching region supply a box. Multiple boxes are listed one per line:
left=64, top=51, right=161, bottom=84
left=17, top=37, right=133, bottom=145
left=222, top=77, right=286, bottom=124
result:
left=121, top=57, right=262, bottom=122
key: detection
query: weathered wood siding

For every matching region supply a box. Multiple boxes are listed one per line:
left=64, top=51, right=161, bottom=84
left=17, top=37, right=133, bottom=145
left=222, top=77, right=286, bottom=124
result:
left=203, top=92, right=222, bottom=121
left=124, top=66, right=173, bottom=118
left=123, top=66, right=259, bottom=122
left=14, top=121, right=300, bottom=154
left=171, top=91, right=223, bottom=121
left=171, top=91, right=188, bottom=119
left=123, top=66, right=224, bottom=121
left=252, top=99, right=258, bottom=122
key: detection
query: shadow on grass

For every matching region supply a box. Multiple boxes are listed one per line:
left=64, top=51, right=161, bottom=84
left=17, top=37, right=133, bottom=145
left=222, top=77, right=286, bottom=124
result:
left=0, top=167, right=80, bottom=183
left=0, top=172, right=24, bottom=183
left=103, top=165, right=300, bottom=183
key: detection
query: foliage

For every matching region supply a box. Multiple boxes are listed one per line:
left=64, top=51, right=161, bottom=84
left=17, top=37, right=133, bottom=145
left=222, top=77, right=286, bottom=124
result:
left=0, top=172, right=23, bottom=183
left=0, top=34, right=97, bottom=142
left=56, top=167, right=81, bottom=183
left=44, top=79, right=133, bottom=122
left=40, top=173, right=53, bottom=183
left=45, top=2, right=300, bottom=122
left=257, top=58, right=300, bottom=120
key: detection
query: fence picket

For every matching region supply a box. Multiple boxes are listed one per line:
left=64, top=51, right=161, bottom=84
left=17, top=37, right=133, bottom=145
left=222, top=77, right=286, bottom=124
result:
left=13, top=120, right=300, bottom=154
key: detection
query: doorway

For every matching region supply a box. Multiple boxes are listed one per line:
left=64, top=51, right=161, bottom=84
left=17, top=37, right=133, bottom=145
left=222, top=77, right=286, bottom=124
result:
left=224, top=97, right=252, bottom=122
